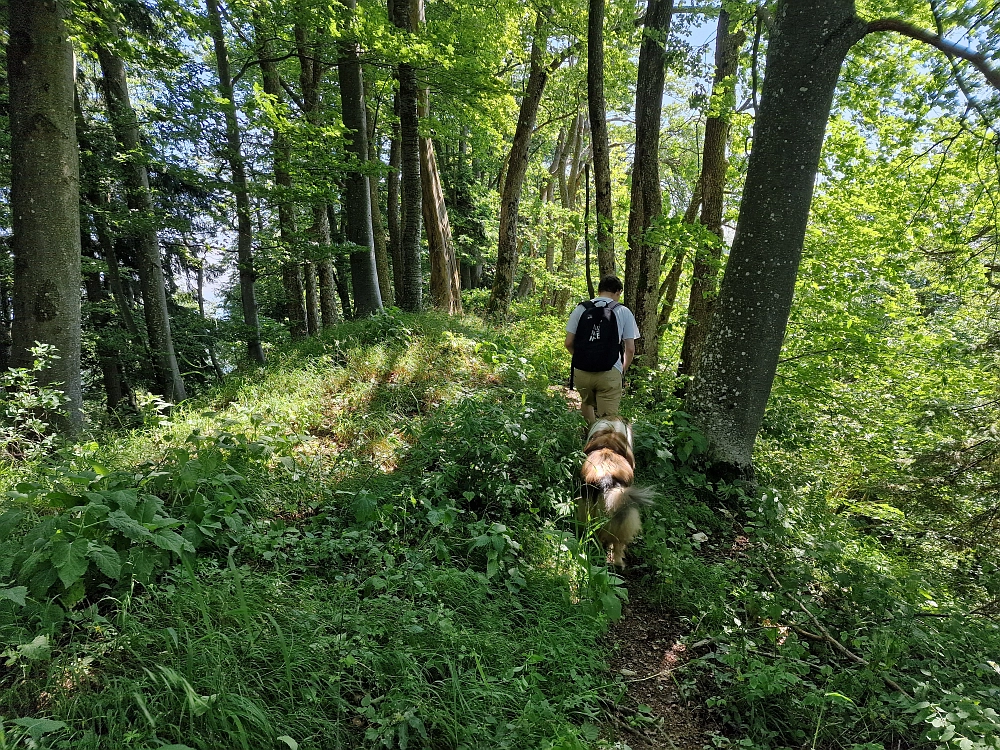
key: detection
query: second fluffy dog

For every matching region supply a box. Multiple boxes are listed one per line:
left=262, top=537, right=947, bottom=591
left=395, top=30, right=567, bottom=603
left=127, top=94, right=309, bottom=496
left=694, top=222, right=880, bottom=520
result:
left=577, top=417, right=655, bottom=567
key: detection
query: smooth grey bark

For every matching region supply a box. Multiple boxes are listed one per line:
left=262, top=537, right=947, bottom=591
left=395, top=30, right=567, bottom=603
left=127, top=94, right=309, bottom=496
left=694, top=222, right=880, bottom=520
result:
left=588, top=0, right=616, bottom=278
left=9, top=0, right=83, bottom=431
left=206, top=0, right=265, bottom=364
left=390, top=0, right=423, bottom=311
left=486, top=14, right=571, bottom=319
left=337, top=0, right=384, bottom=317
left=624, top=0, right=674, bottom=367
left=676, top=10, right=744, bottom=390
left=94, top=29, right=186, bottom=401
left=257, top=15, right=307, bottom=339
left=685, top=0, right=868, bottom=478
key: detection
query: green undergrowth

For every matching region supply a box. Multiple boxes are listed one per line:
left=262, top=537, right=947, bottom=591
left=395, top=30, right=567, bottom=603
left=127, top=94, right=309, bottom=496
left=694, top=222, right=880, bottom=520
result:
left=621, top=370, right=1000, bottom=750
left=0, top=309, right=629, bottom=750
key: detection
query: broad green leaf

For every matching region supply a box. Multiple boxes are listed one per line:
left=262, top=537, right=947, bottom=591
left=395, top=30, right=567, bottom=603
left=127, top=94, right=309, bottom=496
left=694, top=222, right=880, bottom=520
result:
left=52, top=536, right=90, bottom=589
left=277, top=736, right=299, bottom=750
left=17, top=635, right=51, bottom=661
left=13, top=717, right=66, bottom=734
left=152, top=530, right=194, bottom=555
left=0, top=509, right=25, bottom=541
left=0, top=586, right=27, bottom=606
left=88, top=544, right=122, bottom=579
left=107, top=509, right=152, bottom=540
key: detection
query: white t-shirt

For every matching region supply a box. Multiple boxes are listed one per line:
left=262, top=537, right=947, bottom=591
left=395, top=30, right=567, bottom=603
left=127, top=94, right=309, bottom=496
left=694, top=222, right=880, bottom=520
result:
left=566, top=297, right=640, bottom=372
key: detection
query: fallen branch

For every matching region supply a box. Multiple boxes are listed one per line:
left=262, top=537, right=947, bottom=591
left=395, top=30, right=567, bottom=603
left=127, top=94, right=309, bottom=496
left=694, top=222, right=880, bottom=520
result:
left=766, top=567, right=913, bottom=700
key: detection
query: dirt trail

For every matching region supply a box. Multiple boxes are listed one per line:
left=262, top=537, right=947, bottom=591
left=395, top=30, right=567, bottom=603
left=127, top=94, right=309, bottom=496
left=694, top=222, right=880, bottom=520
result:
left=550, top=386, right=716, bottom=748
left=604, top=578, right=716, bottom=750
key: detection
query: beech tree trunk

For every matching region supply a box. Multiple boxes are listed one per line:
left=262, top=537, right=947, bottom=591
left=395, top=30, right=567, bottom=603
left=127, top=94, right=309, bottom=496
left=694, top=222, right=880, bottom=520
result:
left=390, top=0, right=423, bottom=311
left=8, top=0, right=83, bottom=431
left=338, top=0, right=384, bottom=317
left=685, top=0, right=868, bottom=478
left=257, top=15, right=306, bottom=338
left=624, top=0, right=674, bottom=367
left=207, top=0, right=266, bottom=364
left=486, top=14, right=566, bottom=319
left=676, top=10, right=744, bottom=390
left=94, top=25, right=187, bottom=400
left=588, top=0, right=615, bottom=278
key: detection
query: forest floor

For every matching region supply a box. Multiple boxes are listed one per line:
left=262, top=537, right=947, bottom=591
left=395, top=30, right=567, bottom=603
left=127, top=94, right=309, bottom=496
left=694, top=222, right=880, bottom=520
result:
left=2, top=309, right=998, bottom=750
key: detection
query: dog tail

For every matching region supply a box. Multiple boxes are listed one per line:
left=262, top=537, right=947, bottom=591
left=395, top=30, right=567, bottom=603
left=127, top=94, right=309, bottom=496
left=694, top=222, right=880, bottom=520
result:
left=603, top=485, right=656, bottom=515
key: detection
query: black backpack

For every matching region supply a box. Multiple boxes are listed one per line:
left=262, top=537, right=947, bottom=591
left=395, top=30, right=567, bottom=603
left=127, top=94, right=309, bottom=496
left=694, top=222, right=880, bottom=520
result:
left=571, top=300, right=621, bottom=384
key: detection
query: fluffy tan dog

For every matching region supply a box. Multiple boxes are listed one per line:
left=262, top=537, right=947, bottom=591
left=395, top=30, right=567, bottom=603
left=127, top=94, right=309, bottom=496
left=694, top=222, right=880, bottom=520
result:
left=577, top=417, right=655, bottom=567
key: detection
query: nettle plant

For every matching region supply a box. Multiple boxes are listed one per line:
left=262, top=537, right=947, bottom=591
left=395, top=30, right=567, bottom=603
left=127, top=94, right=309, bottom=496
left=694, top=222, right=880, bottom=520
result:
left=0, top=425, right=288, bottom=619
left=1, top=343, right=67, bottom=461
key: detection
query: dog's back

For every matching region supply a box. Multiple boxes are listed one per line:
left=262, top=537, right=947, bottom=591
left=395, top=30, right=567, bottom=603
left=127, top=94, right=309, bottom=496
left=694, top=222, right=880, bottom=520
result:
left=578, top=418, right=654, bottom=567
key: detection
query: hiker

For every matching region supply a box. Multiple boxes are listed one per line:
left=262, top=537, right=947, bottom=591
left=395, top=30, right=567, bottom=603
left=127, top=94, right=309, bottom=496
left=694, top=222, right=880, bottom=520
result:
left=564, top=275, right=639, bottom=425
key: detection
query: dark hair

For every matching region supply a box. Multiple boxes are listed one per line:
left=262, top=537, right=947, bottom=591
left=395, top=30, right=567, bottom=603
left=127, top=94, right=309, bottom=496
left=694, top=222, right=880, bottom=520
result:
left=597, top=275, right=623, bottom=294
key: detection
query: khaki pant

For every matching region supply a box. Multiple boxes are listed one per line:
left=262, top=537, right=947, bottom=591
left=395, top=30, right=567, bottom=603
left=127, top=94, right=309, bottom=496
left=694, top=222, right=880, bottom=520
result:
left=574, top=368, right=623, bottom=418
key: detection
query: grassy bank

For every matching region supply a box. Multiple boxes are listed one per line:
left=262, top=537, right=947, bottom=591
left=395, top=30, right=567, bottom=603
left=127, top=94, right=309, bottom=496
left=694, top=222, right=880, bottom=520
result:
left=0, top=310, right=626, bottom=749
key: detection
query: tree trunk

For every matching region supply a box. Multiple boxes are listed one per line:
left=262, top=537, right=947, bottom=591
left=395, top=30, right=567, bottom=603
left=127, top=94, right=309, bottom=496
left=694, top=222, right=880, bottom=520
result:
left=304, top=262, right=320, bottom=333
left=206, top=0, right=266, bottom=364
left=338, top=0, right=384, bottom=317
left=685, top=0, right=867, bottom=478
left=387, top=108, right=403, bottom=298
left=328, top=204, right=354, bottom=319
left=588, top=0, right=615, bottom=278
left=318, top=259, right=340, bottom=327
left=366, top=82, right=394, bottom=306
left=411, top=0, right=461, bottom=314
left=0, top=275, right=11, bottom=372
left=295, top=20, right=340, bottom=329
left=282, top=263, right=307, bottom=337
left=676, top=10, right=745, bottom=391
left=9, top=0, right=83, bottom=431
left=77, top=88, right=132, bottom=410
left=82, top=245, right=127, bottom=411
left=257, top=15, right=306, bottom=339
left=486, top=14, right=565, bottom=319
left=419, top=91, right=463, bottom=314
left=390, top=0, right=423, bottom=311
left=624, top=0, right=674, bottom=367
left=94, top=25, right=186, bottom=400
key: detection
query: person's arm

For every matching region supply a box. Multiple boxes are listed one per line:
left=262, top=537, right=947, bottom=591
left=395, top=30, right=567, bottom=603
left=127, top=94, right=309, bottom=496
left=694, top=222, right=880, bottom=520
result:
left=564, top=332, right=575, bottom=354
left=622, top=338, right=635, bottom=373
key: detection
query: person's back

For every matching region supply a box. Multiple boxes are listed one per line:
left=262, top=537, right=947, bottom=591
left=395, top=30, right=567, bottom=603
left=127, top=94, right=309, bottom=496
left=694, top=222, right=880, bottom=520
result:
left=564, top=275, right=639, bottom=425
